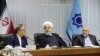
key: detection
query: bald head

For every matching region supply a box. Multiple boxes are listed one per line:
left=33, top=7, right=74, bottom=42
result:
left=82, top=27, right=90, bottom=37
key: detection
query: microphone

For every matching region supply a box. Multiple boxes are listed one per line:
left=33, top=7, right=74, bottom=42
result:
left=25, top=36, right=39, bottom=45
left=25, top=36, right=40, bottom=49
left=26, top=36, right=34, bottom=42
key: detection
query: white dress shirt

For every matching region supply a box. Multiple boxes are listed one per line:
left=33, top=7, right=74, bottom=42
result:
left=17, top=34, right=22, bottom=47
left=84, top=36, right=93, bottom=47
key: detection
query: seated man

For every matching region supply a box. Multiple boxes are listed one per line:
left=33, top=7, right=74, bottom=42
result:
left=36, top=21, right=67, bottom=49
left=72, top=27, right=99, bottom=47
left=5, top=24, right=28, bottom=49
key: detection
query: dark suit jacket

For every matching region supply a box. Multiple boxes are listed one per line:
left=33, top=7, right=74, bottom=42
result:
left=36, top=33, right=67, bottom=49
left=5, top=34, right=28, bottom=48
left=72, top=34, right=99, bottom=46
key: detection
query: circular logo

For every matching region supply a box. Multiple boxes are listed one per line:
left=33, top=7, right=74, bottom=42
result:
left=72, top=13, right=82, bottom=28
left=2, top=17, right=9, bottom=26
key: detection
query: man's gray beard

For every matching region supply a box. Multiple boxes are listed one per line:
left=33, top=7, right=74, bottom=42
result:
left=45, top=32, right=52, bottom=35
left=83, top=34, right=88, bottom=37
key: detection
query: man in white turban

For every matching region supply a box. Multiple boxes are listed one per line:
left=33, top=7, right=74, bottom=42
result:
left=36, top=21, right=67, bottom=49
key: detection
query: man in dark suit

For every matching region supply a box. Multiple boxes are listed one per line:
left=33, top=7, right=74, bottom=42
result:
left=72, top=27, right=99, bottom=47
left=36, top=21, right=67, bottom=49
left=5, top=24, right=28, bottom=49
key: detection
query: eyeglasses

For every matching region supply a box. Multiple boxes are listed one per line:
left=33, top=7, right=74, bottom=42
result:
left=83, top=30, right=87, bottom=31
left=19, top=29, right=25, bottom=31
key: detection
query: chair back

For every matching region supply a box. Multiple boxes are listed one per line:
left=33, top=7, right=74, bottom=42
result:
left=0, top=34, right=12, bottom=49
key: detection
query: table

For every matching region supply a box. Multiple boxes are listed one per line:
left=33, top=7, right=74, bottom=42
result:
left=24, top=47, right=100, bottom=56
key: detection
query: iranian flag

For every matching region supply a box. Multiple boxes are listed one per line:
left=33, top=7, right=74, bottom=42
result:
left=0, top=0, right=14, bottom=34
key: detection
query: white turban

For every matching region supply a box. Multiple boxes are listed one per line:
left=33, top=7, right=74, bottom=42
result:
left=43, top=21, right=53, bottom=28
